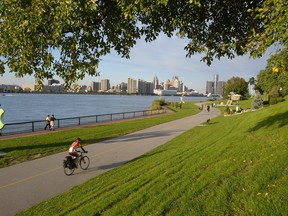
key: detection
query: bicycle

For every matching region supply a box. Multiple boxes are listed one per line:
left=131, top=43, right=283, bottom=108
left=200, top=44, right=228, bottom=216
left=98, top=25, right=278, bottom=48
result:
left=63, top=150, right=90, bottom=176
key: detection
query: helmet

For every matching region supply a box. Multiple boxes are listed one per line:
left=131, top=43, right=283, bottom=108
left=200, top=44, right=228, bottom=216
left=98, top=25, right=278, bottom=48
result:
left=76, top=137, right=81, bottom=141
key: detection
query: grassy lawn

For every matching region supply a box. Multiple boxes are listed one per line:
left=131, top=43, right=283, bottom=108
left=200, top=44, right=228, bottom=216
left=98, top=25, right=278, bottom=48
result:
left=0, top=102, right=201, bottom=168
left=16, top=98, right=288, bottom=215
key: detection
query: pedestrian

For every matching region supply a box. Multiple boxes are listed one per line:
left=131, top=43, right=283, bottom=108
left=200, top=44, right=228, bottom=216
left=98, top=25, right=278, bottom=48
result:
left=44, top=115, right=50, bottom=130
left=50, top=114, right=56, bottom=131
left=207, top=105, right=210, bottom=112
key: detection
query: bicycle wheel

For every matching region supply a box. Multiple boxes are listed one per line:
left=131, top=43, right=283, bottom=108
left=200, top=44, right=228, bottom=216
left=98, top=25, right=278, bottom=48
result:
left=79, top=156, right=90, bottom=170
left=64, top=162, right=75, bottom=176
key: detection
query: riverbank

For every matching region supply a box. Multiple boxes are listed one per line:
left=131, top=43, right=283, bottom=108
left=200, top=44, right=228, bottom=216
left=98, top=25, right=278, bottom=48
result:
left=0, top=107, right=173, bottom=140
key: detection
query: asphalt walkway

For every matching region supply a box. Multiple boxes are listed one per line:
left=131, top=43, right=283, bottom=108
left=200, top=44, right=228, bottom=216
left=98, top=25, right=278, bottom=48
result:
left=0, top=106, right=220, bottom=216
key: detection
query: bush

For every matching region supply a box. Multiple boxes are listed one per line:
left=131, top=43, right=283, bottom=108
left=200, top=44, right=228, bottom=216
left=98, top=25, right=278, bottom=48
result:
left=150, top=98, right=167, bottom=110
left=252, top=90, right=263, bottom=109
left=269, top=97, right=278, bottom=105
left=157, top=97, right=167, bottom=106
left=268, top=86, right=280, bottom=105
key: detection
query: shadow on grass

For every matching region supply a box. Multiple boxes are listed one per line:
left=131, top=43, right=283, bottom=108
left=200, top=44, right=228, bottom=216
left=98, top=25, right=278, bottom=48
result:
left=1, top=141, right=72, bottom=153
left=98, top=161, right=128, bottom=170
left=102, top=130, right=184, bottom=143
left=248, top=111, right=288, bottom=132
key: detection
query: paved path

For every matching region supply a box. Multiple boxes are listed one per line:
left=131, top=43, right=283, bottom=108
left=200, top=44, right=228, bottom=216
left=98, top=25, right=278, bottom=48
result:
left=0, top=107, right=220, bottom=216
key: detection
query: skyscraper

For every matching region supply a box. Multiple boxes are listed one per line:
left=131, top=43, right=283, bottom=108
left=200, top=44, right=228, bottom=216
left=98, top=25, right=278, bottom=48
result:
left=152, top=75, right=159, bottom=89
left=91, top=81, right=100, bottom=92
left=127, top=78, right=137, bottom=94
left=100, top=79, right=110, bottom=91
left=206, top=74, right=225, bottom=96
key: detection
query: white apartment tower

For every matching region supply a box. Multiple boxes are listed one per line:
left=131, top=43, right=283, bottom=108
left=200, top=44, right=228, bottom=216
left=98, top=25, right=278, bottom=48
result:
left=127, top=78, right=137, bottom=94
left=100, top=79, right=110, bottom=91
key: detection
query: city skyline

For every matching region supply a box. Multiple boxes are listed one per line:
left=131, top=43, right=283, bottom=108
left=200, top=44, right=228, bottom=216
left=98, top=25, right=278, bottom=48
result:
left=1, top=34, right=273, bottom=93
left=1, top=74, right=201, bottom=93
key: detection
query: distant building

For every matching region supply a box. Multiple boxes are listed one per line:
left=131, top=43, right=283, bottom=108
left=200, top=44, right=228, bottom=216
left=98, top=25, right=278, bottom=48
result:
left=152, top=75, right=159, bottom=89
left=100, top=79, right=110, bottom=91
left=22, top=85, right=36, bottom=92
left=41, top=85, right=65, bottom=93
left=48, top=79, right=60, bottom=86
left=127, top=78, right=137, bottom=94
left=115, top=82, right=127, bottom=93
left=138, top=79, right=154, bottom=95
left=91, top=82, right=101, bottom=92
left=0, top=84, right=22, bottom=92
left=137, top=79, right=146, bottom=95
left=206, top=74, right=225, bottom=96
left=154, top=89, right=177, bottom=96
left=120, top=82, right=127, bottom=92
left=146, top=82, right=154, bottom=95
left=206, top=81, right=214, bottom=95
left=215, top=81, right=225, bottom=96
left=164, top=79, right=171, bottom=90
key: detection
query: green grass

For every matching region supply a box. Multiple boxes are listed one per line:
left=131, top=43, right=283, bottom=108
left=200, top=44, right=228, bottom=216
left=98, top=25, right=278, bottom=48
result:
left=16, top=98, right=288, bottom=216
left=0, top=102, right=200, bottom=168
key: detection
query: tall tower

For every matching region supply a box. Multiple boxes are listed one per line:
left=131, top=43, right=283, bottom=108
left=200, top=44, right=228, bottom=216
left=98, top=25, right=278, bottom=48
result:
left=100, top=79, right=110, bottom=91
left=213, top=74, right=219, bottom=94
left=152, top=75, right=159, bottom=89
left=127, top=78, right=137, bottom=94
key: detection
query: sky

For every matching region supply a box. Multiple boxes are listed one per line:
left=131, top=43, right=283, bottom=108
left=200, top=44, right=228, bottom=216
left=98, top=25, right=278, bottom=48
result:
left=1, top=34, right=273, bottom=94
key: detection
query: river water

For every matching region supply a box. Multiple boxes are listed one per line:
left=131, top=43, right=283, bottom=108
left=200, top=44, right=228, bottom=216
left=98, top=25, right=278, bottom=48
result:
left=0, top=93, right=207, bottom=124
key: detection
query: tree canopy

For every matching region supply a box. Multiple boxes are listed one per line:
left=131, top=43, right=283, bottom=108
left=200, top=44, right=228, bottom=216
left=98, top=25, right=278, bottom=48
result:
left=223, top=76, right=249, bottom=99
left=255, top=48, right=288, bottom=96
left=0, top=0, right=287, bottom=88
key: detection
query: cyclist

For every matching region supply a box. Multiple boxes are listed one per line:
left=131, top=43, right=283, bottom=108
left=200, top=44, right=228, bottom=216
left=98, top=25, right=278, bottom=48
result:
left=69, top=138, right=87, bottom=163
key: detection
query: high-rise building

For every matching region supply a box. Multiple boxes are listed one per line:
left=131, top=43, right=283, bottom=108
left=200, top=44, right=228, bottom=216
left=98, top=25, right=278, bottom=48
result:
left=215, top=81, right=225, bottom=96
left=138, top=79, right=153, bottom=95
left=206, top=74, right=225, bottom=96
left=127, top=78, right=137, bottom=94
left=152, top=75, right=159, bottom=89
left=120, top=82, right=127, bottom=92
left=206, top=81, right=214, bottom=94
left=146, top=82, right=154, bottom=95
left=91, top=82, right=100, bottom=92
left=100, top=79, right=110, bottom=91
left=137, top=79, right=146, bottom=95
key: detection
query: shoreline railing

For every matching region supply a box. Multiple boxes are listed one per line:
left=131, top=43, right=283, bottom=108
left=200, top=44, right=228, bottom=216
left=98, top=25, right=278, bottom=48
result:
left=0, top=109, right=166, bottom=136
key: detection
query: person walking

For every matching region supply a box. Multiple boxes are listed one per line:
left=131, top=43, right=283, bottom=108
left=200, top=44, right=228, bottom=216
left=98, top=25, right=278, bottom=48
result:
left=50, top=114, right=56, bottom=131
left=44, top=115, right=50, bottom=130
left=207, top=105, right=210, bottom=112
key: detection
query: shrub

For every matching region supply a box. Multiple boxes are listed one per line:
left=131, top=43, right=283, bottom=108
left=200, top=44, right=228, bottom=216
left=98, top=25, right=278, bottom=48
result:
left=268, top=86, right=280, bottom=105
left=150, top=98, right=167, bottom=110
left=252, top=90, right=263, bottom=109
left=269, top=97, right=278, bottom=105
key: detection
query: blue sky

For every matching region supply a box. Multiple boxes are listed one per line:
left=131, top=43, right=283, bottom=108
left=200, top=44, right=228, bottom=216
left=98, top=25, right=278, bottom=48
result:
left=1, top=34, right=272, bottom=93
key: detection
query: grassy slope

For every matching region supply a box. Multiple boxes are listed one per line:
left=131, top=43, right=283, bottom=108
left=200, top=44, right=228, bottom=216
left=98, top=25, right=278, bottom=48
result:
left=17, top=99, right=288, bottom=215
left=0, top=103, right=200, bottom=168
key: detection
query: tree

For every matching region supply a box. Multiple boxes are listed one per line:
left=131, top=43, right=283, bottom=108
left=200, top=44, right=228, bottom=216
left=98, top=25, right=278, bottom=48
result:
left=0, top=0, right=286, bottom=88
left=246, top=0, right=288, bottom=58
left=251, top=90, right=263, bottom=109
left=223, top=77, right=249, bottom=99
left=255, top=48, right=288, bottom=96
left=248, top=77, right=256, bottom=86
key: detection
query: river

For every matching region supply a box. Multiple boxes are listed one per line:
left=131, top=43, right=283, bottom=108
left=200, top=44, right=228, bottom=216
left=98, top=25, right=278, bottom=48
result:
left=0, top=93, right=207, bottom=124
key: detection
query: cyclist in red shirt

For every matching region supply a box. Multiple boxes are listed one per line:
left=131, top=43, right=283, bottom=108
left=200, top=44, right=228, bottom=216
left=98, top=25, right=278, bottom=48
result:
left=69, top=138, right=87, bottom=159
